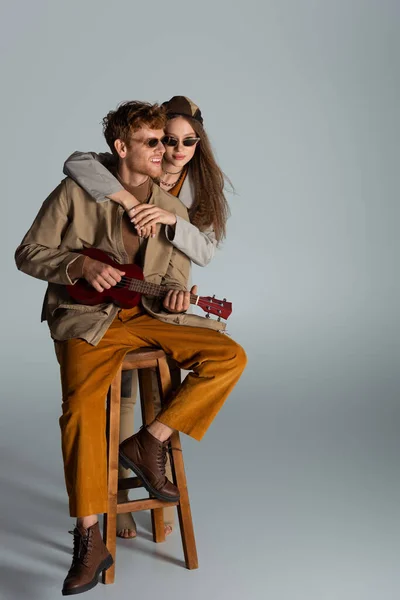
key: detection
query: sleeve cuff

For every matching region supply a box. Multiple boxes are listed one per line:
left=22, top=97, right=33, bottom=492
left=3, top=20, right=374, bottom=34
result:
left=165, top=224, right=176, bottom=241
left=166, top=215, right=186, bottom=243
left=65, top=254, right=86, bottom=284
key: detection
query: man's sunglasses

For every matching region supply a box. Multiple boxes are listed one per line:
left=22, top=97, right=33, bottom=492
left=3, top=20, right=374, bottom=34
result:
left=162, top=136, right=200, bottom=148
left=143, top=137, right=164, bottom=148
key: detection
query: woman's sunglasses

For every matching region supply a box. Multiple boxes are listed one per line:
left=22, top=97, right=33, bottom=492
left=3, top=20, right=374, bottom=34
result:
left=162, top=136, right=200, bottom=148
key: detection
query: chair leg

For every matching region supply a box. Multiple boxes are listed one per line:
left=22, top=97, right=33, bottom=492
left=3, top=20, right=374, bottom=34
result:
left=169, top=431, right=198, bottom=569
left=157, top=357, right=199, bottom=569
left=151, top=508, right=166, bottom=543
left=138, top=368, right=165, bottom=543
left=102, top=368, right=121, bottom=584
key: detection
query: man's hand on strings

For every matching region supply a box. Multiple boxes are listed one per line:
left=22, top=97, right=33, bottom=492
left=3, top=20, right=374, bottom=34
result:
left=82, top=257, right=125, bottom=293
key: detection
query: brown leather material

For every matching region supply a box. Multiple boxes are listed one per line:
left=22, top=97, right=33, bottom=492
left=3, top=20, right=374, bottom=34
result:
left=62, top=521, right=113, bottom=596
left=119, top=427, right=180, bottom=502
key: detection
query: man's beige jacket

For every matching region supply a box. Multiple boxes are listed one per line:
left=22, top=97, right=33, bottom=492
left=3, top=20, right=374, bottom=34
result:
left=15, top=178, right=225, bottom=345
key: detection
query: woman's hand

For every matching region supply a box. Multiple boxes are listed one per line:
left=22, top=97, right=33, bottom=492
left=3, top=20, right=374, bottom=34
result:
left=128, top=204, right=177, bottom=237
left=122, top=206, right=155, bottom=239
left=108, top=190, right=165, bottom=239
left=108, top=189, right=154, bottom=238
left=124, top=206, right=156, bottom=239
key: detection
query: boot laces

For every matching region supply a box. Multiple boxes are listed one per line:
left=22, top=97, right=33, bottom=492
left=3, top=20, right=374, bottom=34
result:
left=156, top=441, right=182, bottom=474
left=68, top=528, right=93, bottom=567
left=139, top=426, right=182, bottom=473
left=156, top=442, right=168, bottom=474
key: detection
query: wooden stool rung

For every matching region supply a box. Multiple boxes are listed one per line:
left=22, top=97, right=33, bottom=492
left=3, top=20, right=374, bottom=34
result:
left=117, top=498, right=179, bottom=514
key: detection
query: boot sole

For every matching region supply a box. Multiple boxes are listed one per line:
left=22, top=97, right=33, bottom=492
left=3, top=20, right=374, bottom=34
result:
left=62, top=554, right=114, bottom=596
left=119, top=451, right=180, bottom=502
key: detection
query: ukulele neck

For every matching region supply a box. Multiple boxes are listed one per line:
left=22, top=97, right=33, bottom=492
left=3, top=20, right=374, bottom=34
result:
left=126, top=277, right=198, bottom=304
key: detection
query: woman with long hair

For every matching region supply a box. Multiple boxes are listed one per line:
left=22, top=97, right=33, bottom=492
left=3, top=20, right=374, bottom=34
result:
left=63, top=95, right=231, bottom=539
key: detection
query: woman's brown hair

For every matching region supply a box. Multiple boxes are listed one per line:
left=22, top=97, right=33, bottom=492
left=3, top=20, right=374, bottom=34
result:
left=167, top=115, right=231, bottom=243
left=186, top=118, right=231, bottom=243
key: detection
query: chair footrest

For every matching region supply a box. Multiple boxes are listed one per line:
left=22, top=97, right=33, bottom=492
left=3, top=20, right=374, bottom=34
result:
left=117, top=498, right=179, bottom=513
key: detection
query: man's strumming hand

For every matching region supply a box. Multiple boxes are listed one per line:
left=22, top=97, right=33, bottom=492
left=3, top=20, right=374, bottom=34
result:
left=82, top=257, right=125, bottom=293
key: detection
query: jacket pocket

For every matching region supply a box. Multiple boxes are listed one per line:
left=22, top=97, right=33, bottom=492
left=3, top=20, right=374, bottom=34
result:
left=52, top=301, right=113, bottom=315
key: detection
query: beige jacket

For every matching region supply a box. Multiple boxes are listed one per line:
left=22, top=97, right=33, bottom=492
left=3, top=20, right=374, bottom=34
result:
left=15, top=177, right=225, bottom=345
left=63, top=151, right=218, bottom=266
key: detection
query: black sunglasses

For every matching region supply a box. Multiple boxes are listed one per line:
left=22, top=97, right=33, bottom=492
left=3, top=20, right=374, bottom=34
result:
left=144, top=137, right=164, bottom=148
left=162, top=136, right=200, bottom=147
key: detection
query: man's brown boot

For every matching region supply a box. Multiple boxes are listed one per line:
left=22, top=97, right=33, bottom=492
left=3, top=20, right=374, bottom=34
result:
left=119, top=427, right=180, bottom=502
left=62, top=521, right=113, bottom=596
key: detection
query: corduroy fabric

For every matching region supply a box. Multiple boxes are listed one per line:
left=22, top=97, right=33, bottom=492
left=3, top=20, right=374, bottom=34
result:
left=55, top=307, right=246, bottom=517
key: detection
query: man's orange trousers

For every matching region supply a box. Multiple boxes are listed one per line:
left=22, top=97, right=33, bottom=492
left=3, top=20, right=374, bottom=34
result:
left=55, top=308, right=247, bottom=517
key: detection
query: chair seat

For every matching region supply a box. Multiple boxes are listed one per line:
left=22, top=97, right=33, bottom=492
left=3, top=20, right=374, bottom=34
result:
left=122, top=348, right=166, bottom=370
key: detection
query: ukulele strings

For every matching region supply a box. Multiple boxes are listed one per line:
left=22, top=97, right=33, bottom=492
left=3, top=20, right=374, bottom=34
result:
left=115, top=276, right=199, bottom=304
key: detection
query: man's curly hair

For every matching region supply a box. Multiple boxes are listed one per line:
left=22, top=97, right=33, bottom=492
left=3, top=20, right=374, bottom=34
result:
left=102, top=101, right=167, bottom=155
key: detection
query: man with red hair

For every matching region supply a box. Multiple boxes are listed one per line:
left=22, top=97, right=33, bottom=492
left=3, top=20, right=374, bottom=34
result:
left=16, top=101, right=246, bottom=596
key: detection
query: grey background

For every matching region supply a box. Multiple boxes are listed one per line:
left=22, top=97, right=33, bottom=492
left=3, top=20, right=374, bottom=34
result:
left=1, top=1, right=399, bottom=599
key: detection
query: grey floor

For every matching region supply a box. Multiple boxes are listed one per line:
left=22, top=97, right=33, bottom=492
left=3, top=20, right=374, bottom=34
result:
left=1, top=341, right=400, bottom=600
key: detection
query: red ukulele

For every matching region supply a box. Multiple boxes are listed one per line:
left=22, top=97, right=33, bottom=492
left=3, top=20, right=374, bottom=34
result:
left=66, top=248, right=232, bottom=321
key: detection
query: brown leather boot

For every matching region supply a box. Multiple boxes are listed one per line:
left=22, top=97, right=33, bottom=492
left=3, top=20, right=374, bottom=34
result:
left=62, top=521, right=113, bottom=596
left=119, top=427, right=180, bottom=502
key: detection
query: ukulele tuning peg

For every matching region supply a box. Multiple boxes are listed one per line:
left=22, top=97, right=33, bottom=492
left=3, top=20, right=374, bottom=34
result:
left=206, top=313, right=210, bottom=319
left=217, top=317, right=221, bottom=322
left=223, top=298, right=226, bottom=302
left=212, top=294, right=215, bottom=299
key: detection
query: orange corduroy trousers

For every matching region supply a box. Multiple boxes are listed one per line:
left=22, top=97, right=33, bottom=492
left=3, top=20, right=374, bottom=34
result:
left=54, top=308, right=247, bottom=517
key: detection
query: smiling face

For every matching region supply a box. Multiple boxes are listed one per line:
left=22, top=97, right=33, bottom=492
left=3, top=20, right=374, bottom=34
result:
left=117, top=126, right=166, bottom=179
left=163, top=116, right=199, bottom=170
